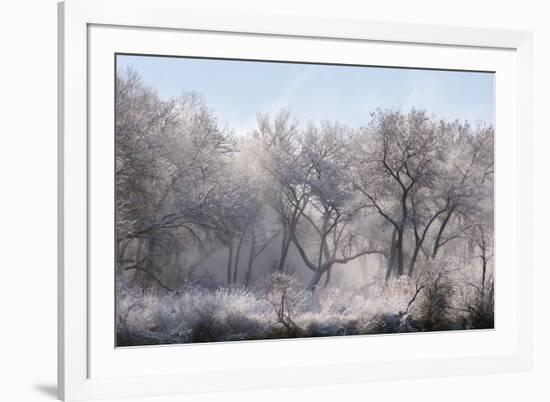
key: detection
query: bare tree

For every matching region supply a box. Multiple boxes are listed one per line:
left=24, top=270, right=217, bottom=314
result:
left=352, top=111, right=494, bottom=278
left=115, top=68, right=495, bottom=344
left=430, top=122, right=494, bottom=259
left=284, top=122, right=382, bottom=291
left=253, top=111, right=309, bottom=273
left=352, top=110, right=443, bottom=277
left=116, top=69, right=237, bottom=290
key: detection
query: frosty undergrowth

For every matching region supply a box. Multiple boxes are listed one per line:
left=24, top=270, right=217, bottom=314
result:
left=116, top=269, right=492, bottom=346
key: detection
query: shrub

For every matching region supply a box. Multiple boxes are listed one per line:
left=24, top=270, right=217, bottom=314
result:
left=264, top=272, right=311, bottom=337
left=365, top=312, right=415, bottom=334
left=115, top=264, right=494, bottom=345
left=463, top=279, right=494, bottom=329
left=414, top=269, right=456, bottom=331
left=189, top=303, right=228, bottom=343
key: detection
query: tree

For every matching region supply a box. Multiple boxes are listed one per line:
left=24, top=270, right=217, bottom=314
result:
left=430, top=122, right=494, bottom=260
left=116, top=69, right=237, bottom=290
left=469, top=223, right=493, bottom=299
left=283, top=122, right=382, bottom=291
left=352, top=109, right=443, bottom=277
left=206, top=168, right=259, bottom=284
left=352, top=110, right=494, bottom=279
left=253, top=110, right=309, bottom=273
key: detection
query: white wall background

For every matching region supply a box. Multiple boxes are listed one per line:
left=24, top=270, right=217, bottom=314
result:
left=0, top=0, right=547, bottom=401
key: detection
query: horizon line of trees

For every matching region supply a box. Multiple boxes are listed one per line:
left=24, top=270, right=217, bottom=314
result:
left=115, top=68, right=494, bottom=295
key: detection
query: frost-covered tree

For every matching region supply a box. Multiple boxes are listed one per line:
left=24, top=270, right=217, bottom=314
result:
left=253, top=110, right=309, bottom=273
left=351, top=110, right=444, bottom=277
left=351, top=110, right=494, bottom=279
left=283, top=122, right=382, bottom=291
left=115, top=68, right=495, bottom=345
left=116, top=69, right=237, bottom=290
left=430, top=122, right=494, bottom=260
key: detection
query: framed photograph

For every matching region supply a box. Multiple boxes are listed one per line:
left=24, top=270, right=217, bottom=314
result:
left=58, top=0, right=533, bottom=400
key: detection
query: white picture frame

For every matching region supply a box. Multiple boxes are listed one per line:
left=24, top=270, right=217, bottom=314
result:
left=58, top=0, right=533, bottom=400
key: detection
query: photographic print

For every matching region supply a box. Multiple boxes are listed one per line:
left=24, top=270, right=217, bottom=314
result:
left=115, top=55, right=494, bottom=347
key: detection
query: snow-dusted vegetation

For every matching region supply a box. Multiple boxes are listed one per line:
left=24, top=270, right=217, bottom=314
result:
left=115, top=67, right=494, bottom=346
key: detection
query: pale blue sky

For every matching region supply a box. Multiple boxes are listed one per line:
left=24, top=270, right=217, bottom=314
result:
left=117, top=54, right=494, bottom=135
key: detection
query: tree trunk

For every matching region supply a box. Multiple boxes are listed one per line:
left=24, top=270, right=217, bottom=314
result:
left=117, top=238, right=130, bottom=263
left=481, top=256, right=487, bottom=299
left=138, top=237, right=156, bottom=292
left=244, top=236, right=257, bottom=288
left=135, top=237, right=145, bottom=263
left=395, top=229, right=404, bottom=276
left=277, top=232, right=291, bottom=272
left=232, top=235, right=244, bottom=284
left=226, top=239, right=234, bottom=284
left=386, top=227, right=397, bottom=282
left=396, top=192, right=408, bottom=277
left=432, top=206, right=455, bottom=258
left=324, top=266, right=332, bottom=288
left=306, top=270, right=324, bottom=292
left=408, top=244, right=421, bottom=277
left=129, top=237, right=149, bottom=290
left=480, top=229, right=487, bottom=299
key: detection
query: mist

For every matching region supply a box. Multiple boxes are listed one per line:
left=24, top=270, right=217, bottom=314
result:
left=115, top=67, right=494, bottom=346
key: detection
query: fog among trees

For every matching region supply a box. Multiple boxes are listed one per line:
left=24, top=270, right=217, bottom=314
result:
left=115, top=68, right=494, bottom=346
